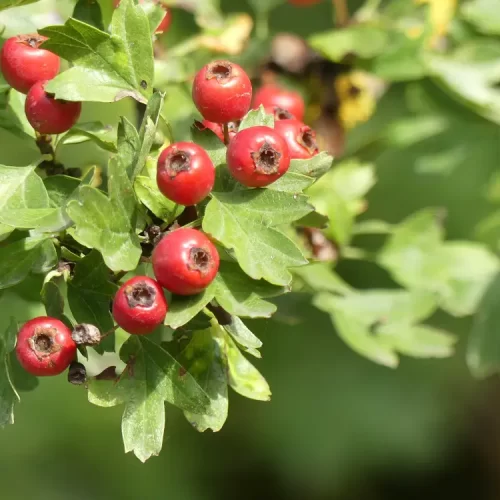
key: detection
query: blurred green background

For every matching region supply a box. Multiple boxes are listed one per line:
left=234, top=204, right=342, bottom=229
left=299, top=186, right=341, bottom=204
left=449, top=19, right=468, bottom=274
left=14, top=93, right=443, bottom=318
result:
left=2, top=0, right=500, bottom=498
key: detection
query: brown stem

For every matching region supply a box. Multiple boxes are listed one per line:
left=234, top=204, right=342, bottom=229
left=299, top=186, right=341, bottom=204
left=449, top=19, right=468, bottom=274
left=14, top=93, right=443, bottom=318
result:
left=36, top=134, right=65, bottom=176
left=222, top=123, right=230, bottom=145
left=332, top=0, right=349, bottom=26
left=206, top=303, right=232, bottom=326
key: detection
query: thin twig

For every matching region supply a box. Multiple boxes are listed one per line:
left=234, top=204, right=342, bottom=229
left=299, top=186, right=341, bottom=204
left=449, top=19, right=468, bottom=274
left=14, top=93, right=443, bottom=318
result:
left=222, top=123, right=230, bottom=145
left=332, top=0, right=349, bottom=26
left=36, top=134, right=65, bottom=175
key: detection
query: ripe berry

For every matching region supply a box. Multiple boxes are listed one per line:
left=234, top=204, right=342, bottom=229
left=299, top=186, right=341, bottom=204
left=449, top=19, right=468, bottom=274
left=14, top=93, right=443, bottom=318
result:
left=15, top=317, right=76, bottom=376
left=253, top=85, right=305, bottom=121
left=274, top=119, right=319, bottom=159
left=112, top=276, right=168, bottom=335
left=227, top=126, right=290, bottom=187
left=192, top=60, right=252, bottom=123
left=196, top=119, right=238, bottom=143
left=25, top=80, right=81, bottom=134
left=0, top=34, right=60, bottom=94
left=114, top=0, right=172, bottom=34
left=265, top=106, right=295, bottom=121
left=152, top=228, right=220, bottom=296
left=157, top=142, right=215, bottom=206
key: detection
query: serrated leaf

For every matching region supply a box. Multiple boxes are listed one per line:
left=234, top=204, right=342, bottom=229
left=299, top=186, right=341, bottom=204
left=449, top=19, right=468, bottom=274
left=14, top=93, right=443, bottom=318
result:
left=223, top=316, right=262, bottom=358
left=165, top=287, right=215, bottom=329
left=0, top=318, right=19, bottom=427
left=72, top=0, right=104, bottom=30
left=214, top=261, right=283, bottom=318
left=40, top=0, right=154, bottom=103
left=0, top=165, right=57, bottom=230
left=267, top=172, right=315, bottom=193
left=467, top=273, right=500, bottom=378
left=179, top=328, right=228, bottom=432
left=140, top=0, right=167, bottom=35
left=59, top=122, right=116, bottom=152
left=67, top=159, right=141, bottom=271
left=309, top=25, right=388, bottom=62
left=0, top=236, right=56, bottom=290
left=289, top=152, right=333, bottom=178
left=239, top=106, right=274, bottom=131
left=67, top=251, right=118, bottom=337
left=203, top=189, right=311, bottom=285
left=190, top=124, right=226, bottom=166
left=224, top=331, right=270, bottom=401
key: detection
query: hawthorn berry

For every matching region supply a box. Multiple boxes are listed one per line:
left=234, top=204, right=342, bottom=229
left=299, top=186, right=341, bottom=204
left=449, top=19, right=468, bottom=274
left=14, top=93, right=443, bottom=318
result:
left=25, top=80, right=81, bottom=135
left=192, top=60, right=252, bottom=123
left=0, top=34, right=60, bottom=94
left=274, top=119, right=319, bottom=159
left=114, top=0, right=172, bottom=34
left=15, top=317, right=76, bottom=376
left=152, top=228, right=220, bottom=296
left=112, top=276, right=168, bottom=335
left=157, top=142, right=215, bottom=206
left=265, top=106, right=295, bottom=121
left=196, top=119, right=238, bottom=143
left=253, top=85, right=305, bottom=121
left=227, top=125, right=290, bottom=187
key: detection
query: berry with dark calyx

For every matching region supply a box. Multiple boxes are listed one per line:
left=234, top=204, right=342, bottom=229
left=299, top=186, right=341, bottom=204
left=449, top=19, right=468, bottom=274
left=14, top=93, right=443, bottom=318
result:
left=71, top=323, right=101, bottom=346
left=274, top=119, right=319, bottom=159
left=157, top=142, right=215, bottom=206
left=25, top=80, right=81, bottom=134
left=226, top=125, right=290, bottom=187
left=68, top=361, right=87, bottom=385
left=152, top=228, right=219, bottom=296
left=192, top=60, right=252, bottom=123
left=195, top=119, right=238, bottom=143
left=0, top=34, right=60, bottom=94
left=112, top=276, right=168, bottom=335
left=15, top=317, right=76, bottom=376
left=253, top=84, right=305, bottom=121
left=265, top=106, right=295, bottom=121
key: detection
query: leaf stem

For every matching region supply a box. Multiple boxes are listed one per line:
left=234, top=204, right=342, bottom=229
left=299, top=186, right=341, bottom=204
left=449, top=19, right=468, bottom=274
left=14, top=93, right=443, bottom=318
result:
left=332, top=0, right=349, bottom=26
left=181, top=217, right=203, bottom=229
left=222, top=123, right=230, bottom=145
left=35, top=134, right=65, bottom=175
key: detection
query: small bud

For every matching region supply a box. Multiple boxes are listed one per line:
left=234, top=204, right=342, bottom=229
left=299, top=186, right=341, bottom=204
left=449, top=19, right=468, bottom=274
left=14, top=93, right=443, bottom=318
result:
left=71, top=323, right=101, bottom=346
left=68, top=361, right=87, bottom=385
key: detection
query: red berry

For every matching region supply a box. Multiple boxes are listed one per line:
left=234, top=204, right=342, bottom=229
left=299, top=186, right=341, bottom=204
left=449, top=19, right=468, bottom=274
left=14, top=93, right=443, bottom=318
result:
left=25, top=80, right=81, bottom=134
left=264, top=106, right=296, bottom=121
left=0, top=34, right=60, bottom=94
left=112, top=276, right=168, bottom=335
left=114, top=0, right=172, bottom=34
left=192, top=60, right=252, bottom=123
left=274, top=119, right=319, bottom=159
left=253, top=85, right=305, bottom=121
left=15, top=317, right=76, bottom=376
left=152, top=228, right=220, bottom=296
left=157, top=142, right=215, bottom=206
left=196, top=119, right=238, bottom=143
left=226, top=126, right=290, bottom=187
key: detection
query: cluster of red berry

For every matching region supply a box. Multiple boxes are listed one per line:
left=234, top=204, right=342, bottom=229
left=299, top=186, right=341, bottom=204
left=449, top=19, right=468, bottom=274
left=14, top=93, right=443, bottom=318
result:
left=9, top=19, right=320, bottom=379
left=1, top=34, right=81, bottom=134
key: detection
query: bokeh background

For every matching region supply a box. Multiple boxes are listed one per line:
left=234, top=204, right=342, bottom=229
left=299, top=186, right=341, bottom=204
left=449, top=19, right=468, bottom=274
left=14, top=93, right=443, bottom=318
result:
left=1, top=0, right=500, bottom=498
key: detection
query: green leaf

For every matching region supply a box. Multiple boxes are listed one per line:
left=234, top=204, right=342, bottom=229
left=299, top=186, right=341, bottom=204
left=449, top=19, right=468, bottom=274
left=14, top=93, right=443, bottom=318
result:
left=168, top=0, right=223, bottom=29
left=140, top=0, right=167, bottom=35
left=190, top=123, right=226, bottom=166
left=134, top=158, right=182, bottom=223
left=267, top=172, right=314, bottom=193
left=0, top=236, right=56, bottom=290
left=41, top=268, right=73, bottom=328
left=179, top=328, right=228, bottom=432
left=0, top=319, right=19, bottom=427
left=246, top=0, right=284, bottom=14
left=239, top=106, right=274, bottom=131
left=309, top=25, right=388, bottom=62
left=0, top=165, right=57, bottom=230
left=223, top=316, right=262, bottom=358
left=72, top=0, right=104, bottom=30
left=203, top=189, right=311, bottom=285
left=224, top=331, right=270, bottom=401
left=461, top=0, right=500, bottom=35
left=117, top=117, right=140, bottom=178
left=0, top=89, right=36, bottom=141
left=165, top=287, right=215, bottom=329
left=40, top=0, right=154, bottom=103
left=67, top=158, right=141, bottom=271
left=214, top=261, right=283, bottom=318
left=67, top=251, right=118, bottom=335
left=289, top=152, right=334, bottom=178
left=59, top=122, right=116, bottom=152
left=467, top=273, right=500, bottom=378
left=293, top=263, right=353, bottom=294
